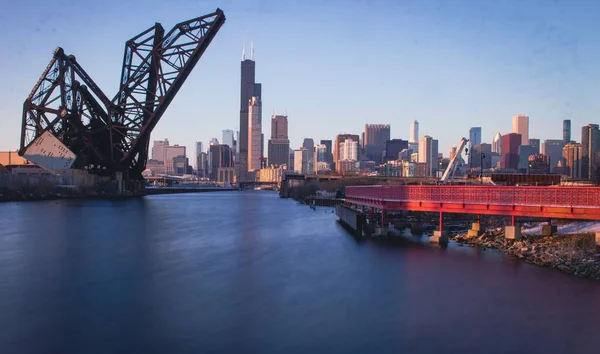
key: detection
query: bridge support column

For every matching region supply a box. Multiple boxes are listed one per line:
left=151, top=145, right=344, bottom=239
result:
left=430, top=212, right=448, bottom=244
left=541, top=219, right=557, bottom=236
left=505, top=216, right=521, bottom=240
left=595, top=233, right=600, bottom=248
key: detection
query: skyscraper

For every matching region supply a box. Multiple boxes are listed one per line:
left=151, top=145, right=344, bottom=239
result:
left=581, top=124, right=600, bottom=180
left=528, top=139, right=540, bottom=154
left=267, top=114, right=290, bottom=168
left=501, top=133, right=521, bottom=170
left=209, top=144, right=233, bottom=181
left=248, top=96, right=262, bottom=171
left=222, top=130, right=235, bottom=149
left=418, top=135, right=439, bottom=177
left=409, top=120, right=419, bottom=143
left=468, top=127, right=482, bottom=166
left=239, top=44, right=261, bottom=180
left=271, top=115, right=288, bottom=140
left=469, top=127, right=482, bottom=146
left=314, top=144, right=329, bottom=172
left=492, top=132, right=502, bottom=154
left=563, top=142, right=583, bottom=179
left=363, top=124, right=390, bottom=164
left=541, top=139, right=565, bottom=169
left=333, top=134, right=359, bottom=172
left=512, top=114, right=529, bottom=146
left=320, top=139, right=333, bottom=165
left=563, top=119, right=571, bottom=143
left=152, top=139, right=169, bottom=162
left=302, top=138, right=315, bottom=151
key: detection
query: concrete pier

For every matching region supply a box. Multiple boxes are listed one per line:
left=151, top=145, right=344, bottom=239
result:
left=505, top=225, right=522, bottom=240
left=430, top=230, right=449, bottom=244
left=467, top=222, right=483, bottom=237
left=541, top=225, right=558, bottom=236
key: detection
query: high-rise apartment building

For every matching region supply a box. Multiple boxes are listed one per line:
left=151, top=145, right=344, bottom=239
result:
left=581, top=124, right=600, bottom=180
left=195, top=141, right=203, bottom=158
left=197, top=152, right=208, bottom=177
left=409, top=120, right=419, bottom=143
left=293, top=148, right=312, bottom=174
left=314, top=144, right=330, bottom=172
left=267, top=114, right=290, bottom=168
left=239, top=45, right=261, bottom=180
left=209, top=144, right=233, bottom=181
left=320, top=140, right=333, bottom=165
left=339, top=139, right=359, bottom=161
left=563, top=119, right=571, bottom=143
left=512, top=115, right=529, bottom=146
left=501, top=133, right=521, bottom=170
left=222, top=130, right=235, bottom=149
left=152, top=139, right=169, bottom=162
left=563, top=142, right=583, bottom=179
left=418, top=135, right=439, bottom=177
left=333, top=134, right=359, bottom=172
left=541, top=139, right=565, bottom=169
left=364, top=124, right=391, bottom=164
left=492, top=132, right=502, bottom=154
left=248, top=96, right=262, bottom=171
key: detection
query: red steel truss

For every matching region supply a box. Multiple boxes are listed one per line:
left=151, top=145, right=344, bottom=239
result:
left=345, top=185, right=600, bottom=220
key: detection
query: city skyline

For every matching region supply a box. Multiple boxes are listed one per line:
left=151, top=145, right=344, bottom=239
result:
left=1, top=0, right=600, bottom=159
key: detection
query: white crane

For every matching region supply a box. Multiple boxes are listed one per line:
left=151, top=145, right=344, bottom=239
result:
left=439, top=137, right=469, bottom=184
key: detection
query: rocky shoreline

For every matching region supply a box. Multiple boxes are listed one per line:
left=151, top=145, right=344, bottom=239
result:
left=453, top=229, right=600, bottom=280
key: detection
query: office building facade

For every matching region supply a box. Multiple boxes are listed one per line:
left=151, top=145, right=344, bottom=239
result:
left=512, top=115, right=529, bottom=146
left=364, top=124, right=391, bottom=164
left=418, top=135, right=439, bottom=177
left=581, top=124, right=600, bottom=180
left=501, top=133, right=521, bottom=170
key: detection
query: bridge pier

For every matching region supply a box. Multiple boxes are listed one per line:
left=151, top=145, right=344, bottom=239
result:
left=430, top=212, right=448, bottom=244
left=541, top=219, right=557, bottom=236
left=468, top=215, right=483, bottom=237
left=505, top=216, right=522, bottom=240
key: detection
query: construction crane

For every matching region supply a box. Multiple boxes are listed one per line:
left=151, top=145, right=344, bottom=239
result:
left=439, top=137, right=469, bottom=184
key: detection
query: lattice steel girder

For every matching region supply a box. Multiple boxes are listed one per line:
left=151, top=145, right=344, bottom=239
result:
left=110, top=9, right=225, bottom=179
left=19, top=8, right=226, bottom=180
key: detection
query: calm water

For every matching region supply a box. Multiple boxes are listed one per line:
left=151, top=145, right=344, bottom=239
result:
left=0, top=192, right=599, bottom=354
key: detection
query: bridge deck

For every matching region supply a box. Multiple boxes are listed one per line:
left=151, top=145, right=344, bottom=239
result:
left=345, top=185, right=600, bottom=220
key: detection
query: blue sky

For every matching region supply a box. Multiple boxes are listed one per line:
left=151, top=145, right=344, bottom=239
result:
left=1, top=0, right=598, bottom=158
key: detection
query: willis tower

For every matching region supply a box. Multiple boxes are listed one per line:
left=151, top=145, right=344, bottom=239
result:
left=239, top=42, right=261, bottom=181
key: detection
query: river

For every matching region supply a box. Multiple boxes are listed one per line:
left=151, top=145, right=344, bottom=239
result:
left=0, top=191, right=599, bottom=353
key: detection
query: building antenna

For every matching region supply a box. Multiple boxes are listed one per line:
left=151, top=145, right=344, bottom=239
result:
left=242, top=42, right=246, bottom=61
left=250, top=40, right=254, bottom=60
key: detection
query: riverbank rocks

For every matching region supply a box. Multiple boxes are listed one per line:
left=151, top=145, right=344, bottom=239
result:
left=451, top=229, right=600, bottom=280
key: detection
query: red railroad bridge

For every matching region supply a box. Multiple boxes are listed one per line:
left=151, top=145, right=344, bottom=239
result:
left=342, top=185, right=600, bottom=242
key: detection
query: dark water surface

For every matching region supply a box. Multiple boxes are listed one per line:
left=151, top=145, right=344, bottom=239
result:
left=1, top=192, right=599, bottom=354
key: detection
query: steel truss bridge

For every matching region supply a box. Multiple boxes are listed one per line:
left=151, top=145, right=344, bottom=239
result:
left=345, top=185, right=600, bottom=221
left=18, top=9, right=225, bottom=190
